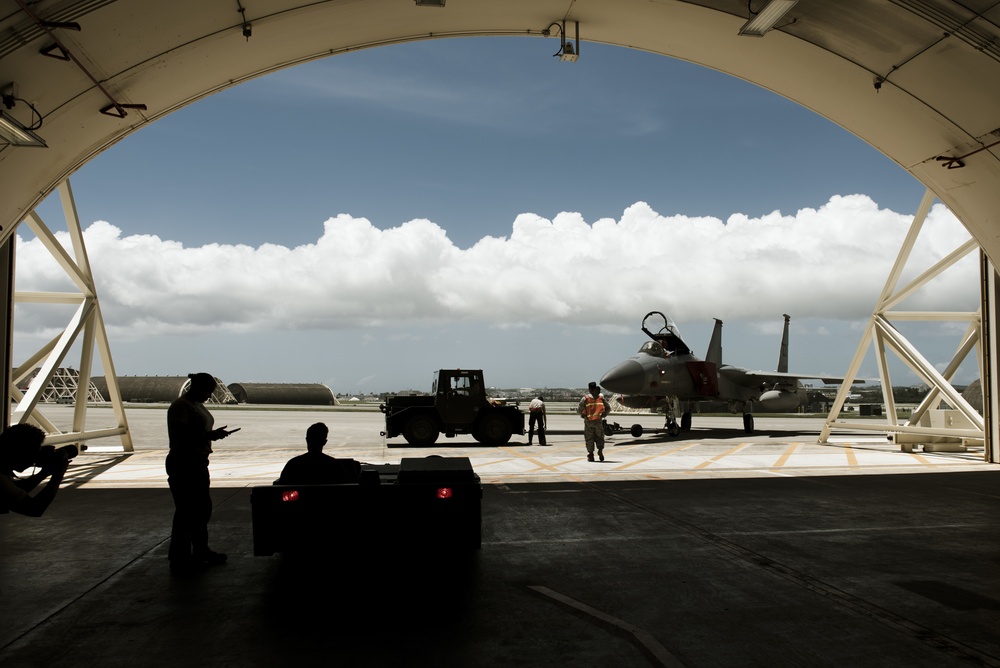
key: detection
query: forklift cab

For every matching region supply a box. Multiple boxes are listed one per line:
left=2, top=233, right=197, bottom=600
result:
left=435, top=370, right=485, bottom=426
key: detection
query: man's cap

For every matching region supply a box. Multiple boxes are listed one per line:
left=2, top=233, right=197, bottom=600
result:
left=588, top=381, right=599, bottom=390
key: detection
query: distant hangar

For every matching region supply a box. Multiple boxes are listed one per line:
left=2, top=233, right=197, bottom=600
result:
left=227, top=382, right=338, bottom=406
left=91, top=377, right=337, bottom=406
left=92, top=376, right=237, bottom=404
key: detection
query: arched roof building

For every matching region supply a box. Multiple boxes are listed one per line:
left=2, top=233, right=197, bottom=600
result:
left=93, top=376, right=236, bottom=404
left=227, top=382, right=338, bottom=406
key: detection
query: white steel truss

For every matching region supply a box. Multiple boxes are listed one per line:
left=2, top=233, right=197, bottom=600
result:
left=11, top=180, right=133, bottom=451
left=20, top=366, right=107, bottom=403
left=820, top=189, right=985, bottom=450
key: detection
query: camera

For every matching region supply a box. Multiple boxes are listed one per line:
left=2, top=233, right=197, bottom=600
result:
left=35, top=444, right=79, bottom=469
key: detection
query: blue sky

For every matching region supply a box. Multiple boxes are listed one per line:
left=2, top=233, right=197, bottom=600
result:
left=18, top=37, right=979, bottom=393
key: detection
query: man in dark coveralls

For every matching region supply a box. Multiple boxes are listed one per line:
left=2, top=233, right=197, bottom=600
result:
left=278, top=422, right=361, bottom=485
left=166, top=372, right=234, bottom=571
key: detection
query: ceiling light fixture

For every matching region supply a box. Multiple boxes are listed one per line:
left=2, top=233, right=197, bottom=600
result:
left=0, top=83, right=45, bottom=147
left=738, top=0, right=798, bottom=37
left=0, top=109, right=46, bottom=147
left=415, top=0, right=445, bottom=7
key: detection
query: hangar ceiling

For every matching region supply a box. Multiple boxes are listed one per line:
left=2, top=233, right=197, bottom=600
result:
left=1, top=0, right=999, bottom=263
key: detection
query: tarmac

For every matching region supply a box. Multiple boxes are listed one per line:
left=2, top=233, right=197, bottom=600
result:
left=2, top=405, right=1000, bottom=667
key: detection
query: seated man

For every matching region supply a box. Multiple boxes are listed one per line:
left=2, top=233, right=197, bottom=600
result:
left=277, top=422, right=360, bottom=485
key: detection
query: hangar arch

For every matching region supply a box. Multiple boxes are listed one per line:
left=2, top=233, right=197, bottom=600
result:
left=2, top=1, right=999, bottom=451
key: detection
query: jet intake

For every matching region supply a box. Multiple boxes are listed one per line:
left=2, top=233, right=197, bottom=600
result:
left=758, top=389, right=802, bottom=412
left=617, top=394, right=661, bottom=410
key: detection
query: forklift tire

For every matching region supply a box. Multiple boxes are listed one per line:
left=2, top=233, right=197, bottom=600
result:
left=403, top=414, right=440, bottom=447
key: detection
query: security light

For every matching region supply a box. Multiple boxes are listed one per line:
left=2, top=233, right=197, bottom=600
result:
left=549, top=20, right=580, bottom=62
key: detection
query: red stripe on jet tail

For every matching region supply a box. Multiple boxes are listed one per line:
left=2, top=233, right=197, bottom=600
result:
left=685, top=361, right=719, bottom=397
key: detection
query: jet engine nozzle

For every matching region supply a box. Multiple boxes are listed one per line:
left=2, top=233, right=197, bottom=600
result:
left=600, top=360, right=646, bottom=394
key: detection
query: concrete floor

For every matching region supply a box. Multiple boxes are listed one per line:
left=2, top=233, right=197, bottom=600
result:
left=2, top=407, right=1000, bottom=667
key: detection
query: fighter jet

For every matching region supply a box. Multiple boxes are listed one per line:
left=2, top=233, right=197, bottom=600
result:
left=599, top=311, right=856, bottom=436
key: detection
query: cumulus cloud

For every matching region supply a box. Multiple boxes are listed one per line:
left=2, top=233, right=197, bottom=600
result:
left=14, top=195, right=978, bottom=340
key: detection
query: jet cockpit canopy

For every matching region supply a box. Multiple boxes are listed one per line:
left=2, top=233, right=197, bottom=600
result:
left=638, top=340, right=668, bottom=357
left=640, top=311, right=692, bottom=356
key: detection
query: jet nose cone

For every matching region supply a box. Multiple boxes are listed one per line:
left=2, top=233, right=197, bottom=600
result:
left=600, top=360, right=646, bottom=394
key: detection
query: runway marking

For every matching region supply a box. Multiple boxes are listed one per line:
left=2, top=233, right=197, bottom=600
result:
left=770, top=443, right=799, bottom=471
left=522, top=458, right=563, bottom=473
left=470, top=457, right=522, bottom=469
left=844, top=444, right=860, bottom=468
left=908, top=452, right=936, bottom=466
left=613, top=442, right=698, bottom=471
left=528, top=585, right=685, bottom=668
left=687, top=443, right=749, bottom=472
left=500, top=448, right=562, bottom=472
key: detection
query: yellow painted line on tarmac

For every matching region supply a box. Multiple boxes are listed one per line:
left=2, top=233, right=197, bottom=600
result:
left=500, top=447, right=566, bottom=472
left=688, top=443, right=749, bottom=473
left=770, top=443, right=800, bottom=471
left=614, top=442, right=699, bottom=471
left=844, top=443, right=860, bottom=467
left=470, top=457, right=523, bottom=469
left=909, top=452, right=937, bottom=466
left=524, top=460, right=562, bottom=472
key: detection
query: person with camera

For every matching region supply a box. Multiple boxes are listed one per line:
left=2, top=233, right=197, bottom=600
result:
left=166, top=372, right=235, bottom=572
left=0, top=423, right=71, bottom=517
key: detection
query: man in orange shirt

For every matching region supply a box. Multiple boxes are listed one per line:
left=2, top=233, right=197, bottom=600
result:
left=577, top=382, right=611, bottom=462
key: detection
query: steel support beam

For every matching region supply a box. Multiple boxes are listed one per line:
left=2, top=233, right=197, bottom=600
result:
left=820, top=189, right=987, bottom=452
left=0, top=238, right=12, bottom=431
left=982, top=252, right=999, bottom=462
left=11, top=180, right=133, bottom=451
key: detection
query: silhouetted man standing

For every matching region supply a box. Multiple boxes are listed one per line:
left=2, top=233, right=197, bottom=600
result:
left=166, top=373, right=234, bottom=571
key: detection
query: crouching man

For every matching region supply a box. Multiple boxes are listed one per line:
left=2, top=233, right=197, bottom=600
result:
left=0, top=424, right=71, bottom=517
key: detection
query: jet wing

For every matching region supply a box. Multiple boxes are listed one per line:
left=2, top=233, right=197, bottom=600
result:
left=719, top=367, right=864, bottom=387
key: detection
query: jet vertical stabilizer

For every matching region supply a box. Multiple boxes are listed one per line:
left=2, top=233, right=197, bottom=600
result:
left=777, top=314, right=790, bottom=373
left=705, top=319, right=723, bottom=367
